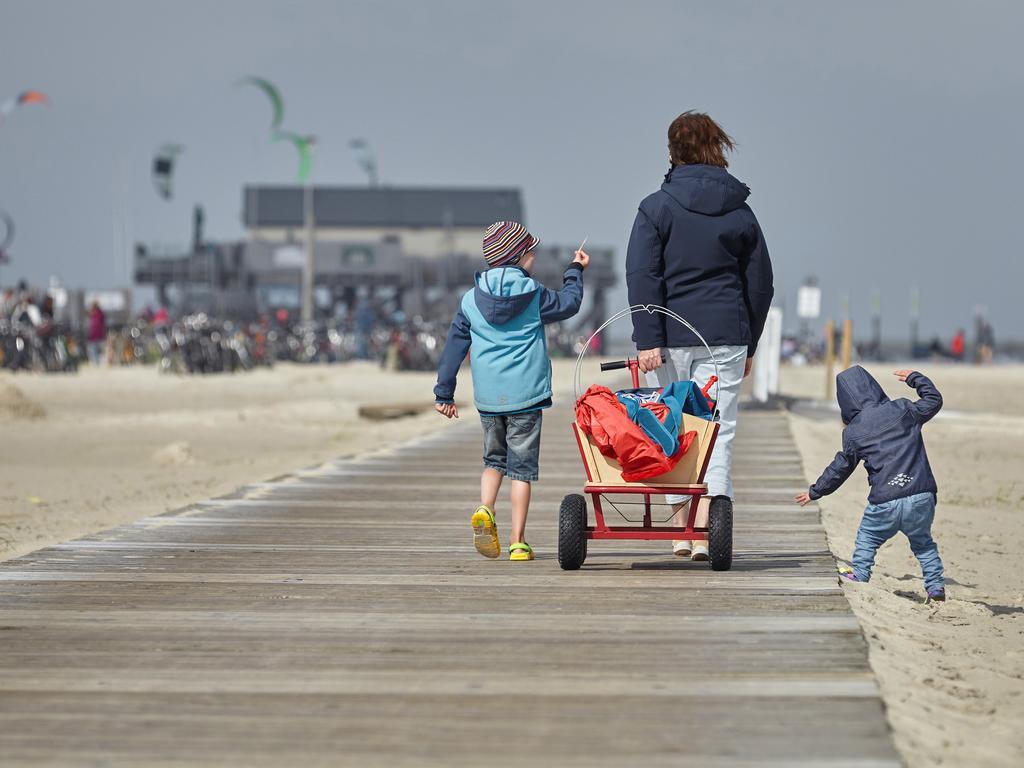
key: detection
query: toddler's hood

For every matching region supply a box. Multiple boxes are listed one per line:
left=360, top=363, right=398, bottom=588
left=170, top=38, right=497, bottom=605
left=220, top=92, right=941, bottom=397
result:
left=837, top=365, right=888, bottom=423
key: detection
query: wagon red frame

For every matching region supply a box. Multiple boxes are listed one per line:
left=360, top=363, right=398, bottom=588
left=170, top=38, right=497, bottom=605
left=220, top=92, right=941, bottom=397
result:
left=559, top=346, right=732, bottom=571
left=574, top=357, right=718, bottom=539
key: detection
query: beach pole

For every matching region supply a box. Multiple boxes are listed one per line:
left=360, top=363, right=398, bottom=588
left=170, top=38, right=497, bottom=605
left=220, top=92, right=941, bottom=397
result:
left=841, top=318, right=853, bottom=370
left=909, top=286, right=920, bottom=358
left=824, top=318, right=835, bottom=400
left=870, top=289, right=881, bottom=360
left=301, top=180, right=315, bottom=322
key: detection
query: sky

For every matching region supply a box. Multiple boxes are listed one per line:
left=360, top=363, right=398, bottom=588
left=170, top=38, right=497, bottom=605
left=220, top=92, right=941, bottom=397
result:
left=1, top=0, right=1021, bottom=341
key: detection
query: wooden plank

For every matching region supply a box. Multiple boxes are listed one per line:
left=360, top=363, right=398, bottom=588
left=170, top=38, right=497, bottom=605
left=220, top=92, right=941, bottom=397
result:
left=0, top=403, right=900, bottom=766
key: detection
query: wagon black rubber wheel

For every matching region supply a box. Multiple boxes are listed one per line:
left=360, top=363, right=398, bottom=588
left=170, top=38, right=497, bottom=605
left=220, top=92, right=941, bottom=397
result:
left=708, top=495, right=733, bottom=571
left=558, top=494, right=588, bottom=570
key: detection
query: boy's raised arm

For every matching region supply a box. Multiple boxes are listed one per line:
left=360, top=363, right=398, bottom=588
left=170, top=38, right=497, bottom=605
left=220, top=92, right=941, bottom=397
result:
left=807, top=445, right=859, bottom=500
left=538, top=258, right=586, bottom=324
left=433, top=308, right=471, bottom=404
left=899, top=370, right=943, bottom=424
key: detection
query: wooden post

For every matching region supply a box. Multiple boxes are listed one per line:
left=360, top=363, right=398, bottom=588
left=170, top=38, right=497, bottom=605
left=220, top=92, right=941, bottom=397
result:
left=909, top=286, right=920, bottom=358
left=824, top=318, right=835, bottom=400
left=841, top=318, right=853, bottom=370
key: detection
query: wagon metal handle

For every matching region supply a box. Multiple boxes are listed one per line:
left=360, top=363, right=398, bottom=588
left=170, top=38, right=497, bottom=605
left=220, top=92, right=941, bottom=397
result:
left=573, top=304, right=721, bottom=413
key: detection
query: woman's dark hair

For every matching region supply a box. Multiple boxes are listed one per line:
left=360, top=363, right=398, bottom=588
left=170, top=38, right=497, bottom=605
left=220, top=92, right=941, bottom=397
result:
left=667, top=111, right=735, bottom=167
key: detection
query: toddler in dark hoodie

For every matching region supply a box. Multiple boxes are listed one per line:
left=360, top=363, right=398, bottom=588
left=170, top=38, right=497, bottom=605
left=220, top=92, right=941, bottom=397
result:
left=795, top=366, right=946, bottom=601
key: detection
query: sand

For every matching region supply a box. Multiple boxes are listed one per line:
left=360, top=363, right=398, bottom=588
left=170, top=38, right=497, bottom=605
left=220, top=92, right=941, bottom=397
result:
left=782, top=362, right=1024, bottom=767
left=0, top=362, right=459, bottom=561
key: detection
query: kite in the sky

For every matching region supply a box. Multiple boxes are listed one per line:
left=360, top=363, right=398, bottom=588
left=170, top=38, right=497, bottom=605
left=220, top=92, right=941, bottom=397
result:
left=236, top=76, right=315, bottom=183
left=152, top=144, right=185, bottom=200
left=0, top=90, right=50, bottom=124
left=0, top=209, right=14, bottom=265
left=349, top=139, right=379, bottom=186
left=238, top=76, right=284, bottom=132
left=275, top=131, right=316, bottom=183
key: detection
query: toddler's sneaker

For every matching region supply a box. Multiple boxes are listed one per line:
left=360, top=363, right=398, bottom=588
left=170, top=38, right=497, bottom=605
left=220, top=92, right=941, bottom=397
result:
left=837, top=565, right=858, bottom=584
left=926, top=589, right=946, bottom=603
left=690, top=542, right=709, bottom=562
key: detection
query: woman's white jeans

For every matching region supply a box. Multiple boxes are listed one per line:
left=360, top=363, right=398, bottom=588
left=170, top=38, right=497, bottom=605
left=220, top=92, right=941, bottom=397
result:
left=645, top=344, right=747, bottom=504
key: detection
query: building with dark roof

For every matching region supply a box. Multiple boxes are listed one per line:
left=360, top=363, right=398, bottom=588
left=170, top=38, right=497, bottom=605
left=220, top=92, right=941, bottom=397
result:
left=243, top=186, right=524, bottom=259
left=136, top=185, right=615, bottom=335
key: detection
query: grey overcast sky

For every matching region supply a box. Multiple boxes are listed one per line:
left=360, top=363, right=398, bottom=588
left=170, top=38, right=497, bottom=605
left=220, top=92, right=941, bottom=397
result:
left=1, top=0, right=1021, bottom=339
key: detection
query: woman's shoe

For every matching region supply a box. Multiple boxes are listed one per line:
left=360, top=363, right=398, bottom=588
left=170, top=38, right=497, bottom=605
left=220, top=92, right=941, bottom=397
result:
left=470, top=505, right=500, bottom=559
left=690, top=542, right=709, bottom=561
left=509, top=542, right=534, bottom=561
left=672, top=540, right=693, bottom=557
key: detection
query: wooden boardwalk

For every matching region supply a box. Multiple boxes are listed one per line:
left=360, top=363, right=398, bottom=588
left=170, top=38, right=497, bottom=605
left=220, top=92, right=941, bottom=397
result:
left=0, top=404, right=900, bottom=767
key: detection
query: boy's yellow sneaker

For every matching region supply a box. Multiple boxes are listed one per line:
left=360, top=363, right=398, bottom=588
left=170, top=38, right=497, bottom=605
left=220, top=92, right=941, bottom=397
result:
left=509, top=542, right=534, bottom=561
left=471, top=505, right=500, bottom=559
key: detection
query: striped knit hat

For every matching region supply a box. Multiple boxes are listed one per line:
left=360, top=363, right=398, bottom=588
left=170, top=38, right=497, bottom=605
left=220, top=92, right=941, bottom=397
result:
left=482, top=221, right=540, bottom=268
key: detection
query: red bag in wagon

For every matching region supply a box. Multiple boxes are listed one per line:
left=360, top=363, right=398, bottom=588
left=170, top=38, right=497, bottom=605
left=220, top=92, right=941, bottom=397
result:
left=574, top=385, right=695, bottom=482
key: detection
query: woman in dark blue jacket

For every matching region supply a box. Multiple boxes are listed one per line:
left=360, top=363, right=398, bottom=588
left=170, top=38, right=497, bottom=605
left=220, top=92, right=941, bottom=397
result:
left=626, top=111, right=774, bottom=559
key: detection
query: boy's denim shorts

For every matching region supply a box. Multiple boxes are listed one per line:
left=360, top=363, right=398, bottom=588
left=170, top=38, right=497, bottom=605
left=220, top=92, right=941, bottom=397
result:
left=480, top=411, right=543, bottom=482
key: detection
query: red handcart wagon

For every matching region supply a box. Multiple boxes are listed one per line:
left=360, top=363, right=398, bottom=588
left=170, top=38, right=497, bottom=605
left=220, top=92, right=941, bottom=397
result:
left=558, top=305, right=733, bottom=571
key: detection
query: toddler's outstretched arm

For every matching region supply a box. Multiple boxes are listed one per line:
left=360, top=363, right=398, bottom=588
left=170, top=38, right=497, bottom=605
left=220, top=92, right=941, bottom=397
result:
left=894, top=369, right=943, bottom=424
left=803, top=444, right=859, bottom=502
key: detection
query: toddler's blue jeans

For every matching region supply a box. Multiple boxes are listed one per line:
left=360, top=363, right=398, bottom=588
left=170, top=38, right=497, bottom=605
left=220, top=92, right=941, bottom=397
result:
left=852, top=491, right=944, bottom=592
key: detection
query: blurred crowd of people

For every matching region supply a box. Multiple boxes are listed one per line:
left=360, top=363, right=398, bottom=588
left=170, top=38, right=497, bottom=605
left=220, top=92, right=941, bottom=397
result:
left=910, top=321, right=996, bottom=364
left=779, top=321, right=1000, bottom=367
left=1, top=285, right=80, bottom=372
left=1, top=282, right=597, bottom=376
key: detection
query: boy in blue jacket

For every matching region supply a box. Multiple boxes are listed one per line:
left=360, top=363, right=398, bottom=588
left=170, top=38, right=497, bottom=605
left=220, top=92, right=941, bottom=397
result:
left=434, top=221, right=588, bottom=561
left=796, top=366, right=946, bottom=601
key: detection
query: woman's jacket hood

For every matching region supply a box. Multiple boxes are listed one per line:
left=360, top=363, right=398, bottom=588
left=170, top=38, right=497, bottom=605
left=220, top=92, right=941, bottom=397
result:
left=837, top=366, right=889, bottom=424
left=626, top=164, right=773, bottom=355
left=661, top=164, right=751, bottom=216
